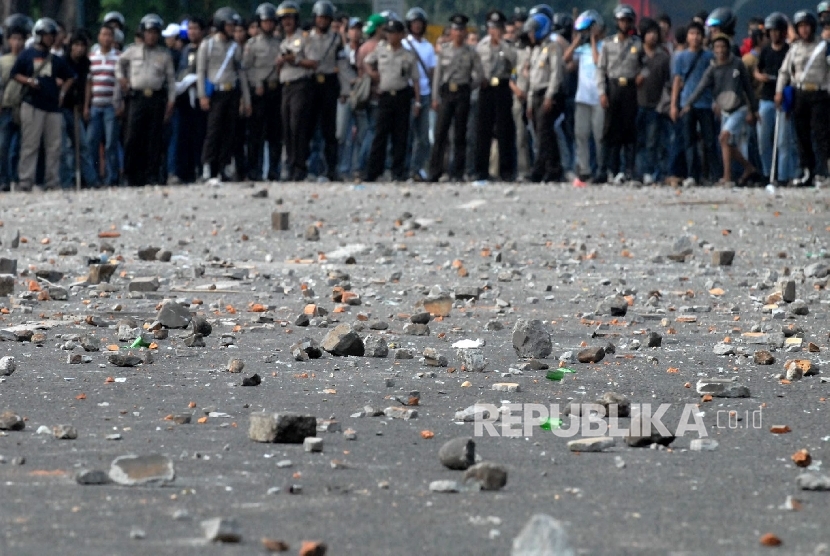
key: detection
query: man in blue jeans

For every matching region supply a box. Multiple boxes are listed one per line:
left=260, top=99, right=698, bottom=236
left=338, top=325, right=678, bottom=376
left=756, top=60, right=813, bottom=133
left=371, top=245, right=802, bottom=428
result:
left=670, top=22, right=720, bottom=185
left=62, top=31, right=99, bottom=188
left=403, top=7, right=435, bottom=181
left=0, top=24, right=27, bottom=191
left=86, top=25, right=122, bottom=186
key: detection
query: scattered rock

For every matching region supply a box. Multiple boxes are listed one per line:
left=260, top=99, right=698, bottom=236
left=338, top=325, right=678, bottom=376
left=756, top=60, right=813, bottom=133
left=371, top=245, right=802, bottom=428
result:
left=511, top=514, right=576, bottom=556
left=438, top=437, right=475, bottom=470
left=568, top=437, right=615, bottom=452
left=429, top=480, right=461, bottom=493
left=0, top=411, right=25, bottom=431
left=690, top=438, right=719, bottom=451
left=0, top=356, right=15, bottom=376
left=241, top=373, right=261, bottom=387
left=422, top=347, right=448, bottom=367
left=291, top=338, right=323, bottom=361
left=463, top=462, right=507, bottom=490
left=577, top=346, right=605, bottom=363
left=303, top=437, right=324, bottom=452
left=696, top=379, right=750, bottom=398
left=711, top=250, right=735, bottom=266
left=410, top=311, right=431, bottom=324
left=202, top=517, right=242, bottom=543
left=227, top=358, right=245, bottom=373
left=419, top=294, right=453, bottom=317
left=249, top=413, right=317, bottom=443
left=127, top=277, right=159, bottom=292
left=75, top=469, right=111, bottom=485
left=754, top=351, right=775, bottom=365
left=157, top=302, right=192, bottom=329
left=52, top=424, right=78, bottom=439
left=108, top=353, right=142, bottom=367
left=796, top=473, right=830, bottom=491
left=512, top=319, right=552, bottom=359
left=596, top=295, right=628, bottom=317
left=403, top=323, right=430, bottom=336
left=109, top=454, right=175, bottom=486
left=363, top=335, right=389, bottom=358
left=321, top=324, right=364, bottom=356
left=304, top=225, right=320, bottom=241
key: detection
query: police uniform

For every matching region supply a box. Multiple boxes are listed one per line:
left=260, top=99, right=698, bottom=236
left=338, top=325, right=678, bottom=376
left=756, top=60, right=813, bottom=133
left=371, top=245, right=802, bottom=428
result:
left=596, top=33, right=643, bottom=179
left=176, top=41, right=208, bottom=183
left=197, top=34, right=250, bottom=179
left=513, top=39, right=533, bottom=175
left=475, top=10, right=517, bottom=181
left=364, top=21, right=421, bottom=182
left=279, top=30, right=314, bottom=181
left=117, top=42, right=176, bottom=186
left=776, top=37, right=830, bottom=184
left=307, top=28, right=351, bottom=180
left=244, top=30, right=282, bottom=181
left=427, top=14, right=483, bottom=182
left=527, top=37, right=565, bottom=182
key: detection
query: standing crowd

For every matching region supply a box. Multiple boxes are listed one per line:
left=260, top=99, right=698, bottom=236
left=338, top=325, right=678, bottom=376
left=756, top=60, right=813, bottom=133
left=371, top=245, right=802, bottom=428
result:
left=0, top=3, right=828, bottom=191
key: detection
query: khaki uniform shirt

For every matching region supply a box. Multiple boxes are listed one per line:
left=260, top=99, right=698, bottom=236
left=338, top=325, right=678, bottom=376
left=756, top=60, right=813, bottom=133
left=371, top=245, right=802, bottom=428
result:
left=307, top=29, right=352, bottom=96
left=776, top=40, right=830, bottom=92
left=196, top=35, right=250, bottom=105
left=528, top=38, right=563, bottom=101
left=432, top=42, right=483, bottom=103
left=279, top=31, right=314, bottom=84
left=116, top=44, right=176, bottom=103
left=596, top=34, right=644, bottom=95
left=364, top=40, right=420, bottom=93
left=243, top=33, right=281, bottom=88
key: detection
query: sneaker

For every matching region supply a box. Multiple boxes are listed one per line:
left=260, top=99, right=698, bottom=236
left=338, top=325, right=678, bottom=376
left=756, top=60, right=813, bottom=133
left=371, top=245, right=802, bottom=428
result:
left=682, top=177, right=696, bottom=187
left=573, top=176, right=587, bottom=188
left=643, top=173, right=654, bottom=186
left=472, top=179, right=489, bottom=187
left=612, top=172, right=626, bottom=184
left=792, top=168, right=812, bottom=187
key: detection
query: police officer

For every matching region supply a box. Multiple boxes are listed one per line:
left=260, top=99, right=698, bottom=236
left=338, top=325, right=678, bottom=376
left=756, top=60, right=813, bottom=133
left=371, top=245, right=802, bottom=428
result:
left=277, top=1, right=317, bottom=181
left=103, top=11, right=125, bottom=32
left=525, top=12, right=565, bottom=182
left=475, top=9, right=517, bottom=183
left=244, top=3, right=282, bottom=181
left=776, top=10, right=830, bottom=187
left=197, top=7, right=251, bottom=181
left=363, top=18, right=421, bottom=182
left=510, top=12, right=533, bottom=177
left=117, top=14, right=175, bottom=186
left=597, top=4, right=643, bottom=183
left=175, top=17, right=207, bottom=183
left=307, top=0, right=351, bottom=181
left=820, top=2, right=830, bottom=40
left=427, top=14, right=482, bottom=182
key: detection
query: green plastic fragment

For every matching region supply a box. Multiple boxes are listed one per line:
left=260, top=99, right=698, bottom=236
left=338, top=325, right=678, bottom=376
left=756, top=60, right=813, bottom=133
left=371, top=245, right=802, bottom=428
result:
left=539, top=417, right=563, bottom=431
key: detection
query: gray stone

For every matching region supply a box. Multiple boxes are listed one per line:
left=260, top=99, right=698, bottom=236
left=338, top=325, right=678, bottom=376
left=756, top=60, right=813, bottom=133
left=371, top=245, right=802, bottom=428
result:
left=429, top=480, right=461, bottom=493
left=368, top=320, right=388, bottom=330
left=0, top=356, right=15, bottom=376
left=597, top=392, right=630, bottom=417
left=321, top=324, right=365, bottom=356
left=696, top=379, right=750, bottom=398
left=463, top=462, right=508, bottom=491
left=805, top=262, right=830, bottom=279
left=304, top=225, right=320, bottom=241
left=486, top=320, right=504, bottom=331
left=646, top=331, right=662, bottom=348
left=625, top=429, right=676, bottom=448
left=291, top=337, right=323, bottom=361
left=670, top=236, right=693, bottom=258
left=596, top=295, right=628, bottom=317
left=303, top=437, right=324, bottom=452
left=409, top=311, right=431, bottom=324
left=403, top=323, right=430, bottom=336
left=52, top=425, right=78, bottom=439
left=418, top=294, right=453, bottom=317
left=0, top=258, right=17, bottom=274
left=157, top=302, right=192, bottom=329
left=227, top=358, right=244, bottom=373
left=568, top=437, right=615, bottom=452
left=0, top=274, right=13, bottom=296
left=712, top=250, right=735, bottom=266
left=713, top=342, right=735, bottom=356
left=0, top=411, right=24, bottom=431
left=690, top=439, right=719, bottom=451
left=156, top=250, right=172, bottom=262
left=183, top=333, right=205, bottom=348
left=128, top=277, right=159, bottom=292
left=249, top=412, right=317, bottom=443
left=754, top=350, right=775, bottom=365
left=58, top=245, right=77, bottom=256
left=295, top=313, right=310, bottom=327
left=779, top=280, right=796, bottom=303
left=492, top=382, right=520, bottom=392
left=796, top=473, right=830, bottom=491
left=512, top=319, right=552, bottom=359
left=422, top=347, right=448, bottom=367
left=80, top=335, right=100, bottom=352
left=454, top=286, right=481, bottom=300
left=383, top=407, right=418, bottom=420
left=456, top=347, right=486, bottom=372
left=395, top=348, right=414, bottom=359
left=511, top=514, right=576, bottom=556
left=201, top=517, right=242, bottom=543
left=108, top=354, right=142, bottom=367
left=190, top=316, right=212, bottom=336
left=109, top=454, right=175, bottom=486
left=455, top=404, right=495, bottom=422
left=271, top=211, right=290, bottom=231
left=363, top=335, right=389, bottom=358
left=789, top=301, right=809, bottom=316
left=577, top=346, right=605, bottom=363
left=75, top=469, right=111, bottom=485
left=438, top=437, right=475, bottom=470
left=87, top=264, right=118, bottom=284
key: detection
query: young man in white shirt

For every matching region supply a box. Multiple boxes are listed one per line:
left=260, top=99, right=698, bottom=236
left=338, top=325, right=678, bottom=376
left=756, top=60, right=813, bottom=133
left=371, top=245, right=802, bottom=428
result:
left=85, top=24, right=122, bottom=186
left=403, top=7, right=436, bottom=181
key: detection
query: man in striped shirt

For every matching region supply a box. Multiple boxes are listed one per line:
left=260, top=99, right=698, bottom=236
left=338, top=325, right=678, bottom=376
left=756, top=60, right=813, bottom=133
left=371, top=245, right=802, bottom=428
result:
left=85, top=25, right=122, bottom=186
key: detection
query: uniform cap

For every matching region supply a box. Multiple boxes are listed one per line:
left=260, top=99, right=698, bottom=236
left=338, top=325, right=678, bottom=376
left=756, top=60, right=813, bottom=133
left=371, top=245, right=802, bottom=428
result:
left=449, top=13, right=469, bottom=29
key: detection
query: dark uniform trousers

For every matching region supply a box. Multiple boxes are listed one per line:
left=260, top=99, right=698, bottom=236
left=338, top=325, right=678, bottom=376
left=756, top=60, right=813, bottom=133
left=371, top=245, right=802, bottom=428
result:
left=248, top=84, right=282, bottom=181
left=530, top=89, right=564, bottom=182
left=428, top=84, right=471, bottom=181
left=793, top=89, right=830, bottom=178
left=311, top=73, right=340, bottom=178
left=175, top=94, right=208, bottom=183
left=366, top=87, right=413, bottom=181
left=282, top=77, right=313, bottom=180
left=603, top=79, right=638, bottom=177
left=124, top=89, right=167, bottom=186
left=202, top=89, right=240, bottom=177
left=475, top=81, right=516, bottom=181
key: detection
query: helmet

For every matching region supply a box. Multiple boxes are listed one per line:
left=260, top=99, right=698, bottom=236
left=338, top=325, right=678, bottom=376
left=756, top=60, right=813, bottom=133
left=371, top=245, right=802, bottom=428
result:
left=139, top=14, right=164, bottom=33
left=614, top=4, right=637, bottom=21
left=103, top=11, right=125, bottom=29
left=794, top=10, right=819, bottom=31
left=312, top=0, right=335, bottom=18
left=523, top=13, right=551, bottom=42
left=213, top=7, right=242, bottom=31
left=33, top=17, right=58, bottom=44
left=363, top=13, right=386, bottom=35
left=764, top=12, right=789, bottom=34
left=528, top=4, right=554, bottom=21
left=819, top=1, right=830, bottom=14
left=179, top=20, right=190, bottom=40
left=256, top=3, right=278, bottom=21
left=406, top=7, right=428, bottom=28
left=552, top=13, right=573, bottom=40
left=114, top=29, right=125, bottom=44
left=379, top=10, right=399, bottom=22
left=4, top=14, right=34, bottom=35
left=575, top=9, right=603, bottom=31
left=706, top=7, right=736, bottom=35
left=277, top=1, right=300, bottom=19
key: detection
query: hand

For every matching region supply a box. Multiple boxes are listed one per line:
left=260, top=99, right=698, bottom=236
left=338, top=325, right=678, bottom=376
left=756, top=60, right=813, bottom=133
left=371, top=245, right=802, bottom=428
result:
left=542, top=97, right=553, bottom=113
left=600, top=94, right=609, bottom=109
left=241, top=103, right=252, bottom=117
left=635, top=74, right=645, bottom=87
left=28, top=77, right=41, bottom=90
left=670, top=105, right=678, bottom=122
left=118, top=78, right=129, bottom=92
left=680, top=105, right=690, bottom=116
left=339, top=95, right=347, bottom=104
left=515, top=90, right=526, bottom=101
left=431, top=100, right=438, bottom=111
left=164, top=102, right=174, bottom=122
left=774, top=93, right=783, bottom=109
left=255, top=85, right=264, bottom=96
left=413, top=103, right=421, bottom=117
left=199, top=97, right=210, bottom=111
left=526, top=104, right=533, bottom=120
left=746, top=110, right=757, bottom=125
